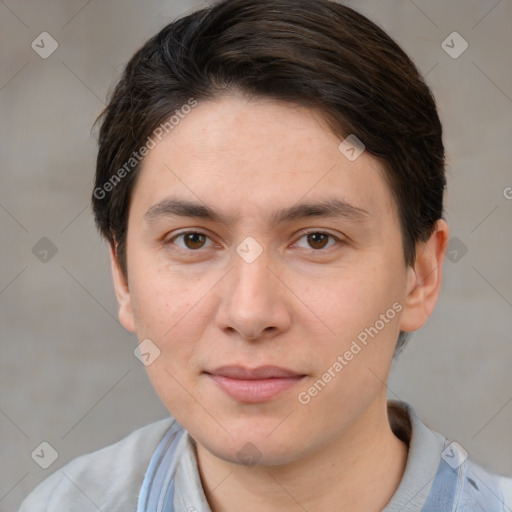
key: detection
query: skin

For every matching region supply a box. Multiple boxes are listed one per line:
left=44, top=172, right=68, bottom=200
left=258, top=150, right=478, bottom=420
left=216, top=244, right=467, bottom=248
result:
left=110, top=92, right=449, bottom=511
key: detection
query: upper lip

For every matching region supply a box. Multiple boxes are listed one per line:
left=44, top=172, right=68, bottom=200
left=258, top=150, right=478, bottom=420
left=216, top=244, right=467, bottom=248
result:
left=205, top=365, right=304, bottom=379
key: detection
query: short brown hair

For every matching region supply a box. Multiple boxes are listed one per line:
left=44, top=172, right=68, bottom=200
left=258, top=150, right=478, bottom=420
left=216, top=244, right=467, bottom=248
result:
left=92, top=0, right=446, bottom=354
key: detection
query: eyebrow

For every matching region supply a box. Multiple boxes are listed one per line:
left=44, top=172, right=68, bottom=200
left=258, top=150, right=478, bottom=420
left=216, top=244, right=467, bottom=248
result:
left=143, top=196, right=370, bottom=226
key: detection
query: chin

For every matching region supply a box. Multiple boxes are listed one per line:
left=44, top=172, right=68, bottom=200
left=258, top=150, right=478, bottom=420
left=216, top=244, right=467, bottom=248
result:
left=194, top=426, right=309, bottom=468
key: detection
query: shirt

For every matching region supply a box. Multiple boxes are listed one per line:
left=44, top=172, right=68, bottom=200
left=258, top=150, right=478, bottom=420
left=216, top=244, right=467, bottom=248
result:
left=18, top=400, right=512, bottom=511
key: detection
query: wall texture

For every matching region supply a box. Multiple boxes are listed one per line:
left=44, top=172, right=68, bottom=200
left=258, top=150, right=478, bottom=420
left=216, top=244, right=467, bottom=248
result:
left=1, top=0, right=511, bottom=510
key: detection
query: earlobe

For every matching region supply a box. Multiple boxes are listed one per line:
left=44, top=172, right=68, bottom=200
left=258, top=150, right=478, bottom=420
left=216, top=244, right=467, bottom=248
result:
left=399, top=219, right=450, bottom=333
left=109, top=243, right=137, bottom=333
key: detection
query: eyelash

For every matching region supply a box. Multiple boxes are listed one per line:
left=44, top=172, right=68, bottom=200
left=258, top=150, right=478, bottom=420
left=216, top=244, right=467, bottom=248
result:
left=165, top=230, right=343, bottom=253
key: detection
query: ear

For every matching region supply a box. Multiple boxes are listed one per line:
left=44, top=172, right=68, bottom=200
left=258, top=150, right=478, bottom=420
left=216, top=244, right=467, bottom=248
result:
left=399, top=219, right=450, bottom=332
left=109, top=242, right=136, bottom=333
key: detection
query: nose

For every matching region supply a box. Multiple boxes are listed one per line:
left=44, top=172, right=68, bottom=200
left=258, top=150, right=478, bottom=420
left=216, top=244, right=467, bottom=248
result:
left=214, top=245, right=292, bottom=342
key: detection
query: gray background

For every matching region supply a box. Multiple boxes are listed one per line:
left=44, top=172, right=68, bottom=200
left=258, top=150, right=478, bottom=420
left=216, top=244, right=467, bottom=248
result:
left=1, top=0, right=511, bottom=510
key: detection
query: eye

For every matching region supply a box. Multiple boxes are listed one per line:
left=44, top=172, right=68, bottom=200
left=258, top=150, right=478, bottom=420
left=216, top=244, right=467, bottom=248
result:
left=167, top=231, right=213, bottom=251
left=165, top=230, right=342, bottom=252
left=294, top=231, right=341, bottom=250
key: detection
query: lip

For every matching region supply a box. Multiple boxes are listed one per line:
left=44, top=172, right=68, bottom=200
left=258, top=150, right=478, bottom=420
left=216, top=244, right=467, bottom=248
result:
left=204, top=365, right=306, bottom=403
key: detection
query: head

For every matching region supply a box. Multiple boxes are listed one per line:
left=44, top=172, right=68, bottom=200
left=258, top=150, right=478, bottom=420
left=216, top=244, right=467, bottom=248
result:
left=92, top=0, right=449, bottom=466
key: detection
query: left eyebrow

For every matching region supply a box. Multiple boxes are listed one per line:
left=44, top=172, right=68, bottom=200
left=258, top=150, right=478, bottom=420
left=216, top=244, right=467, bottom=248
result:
left=270, top=198, right=370, bottom=225
left=143, top=196, right=370, bottom=226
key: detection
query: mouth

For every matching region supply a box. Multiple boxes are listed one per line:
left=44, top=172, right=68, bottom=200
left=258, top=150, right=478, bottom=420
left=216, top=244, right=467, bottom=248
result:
left=204, top=365, right=306, bottom=403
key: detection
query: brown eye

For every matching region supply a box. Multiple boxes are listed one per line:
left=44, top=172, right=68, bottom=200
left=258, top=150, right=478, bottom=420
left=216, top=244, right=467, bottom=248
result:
left=169, top=232, right=212, bottom=251
left=307, top=233, right=329, bottom=249
left=295, top=231, right=340, bottom=251
left=183, top=233, right=206, bottom=249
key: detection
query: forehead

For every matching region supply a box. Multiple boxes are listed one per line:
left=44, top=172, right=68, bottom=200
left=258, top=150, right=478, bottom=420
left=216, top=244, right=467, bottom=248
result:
left=130, top=94, right=397, bottom=227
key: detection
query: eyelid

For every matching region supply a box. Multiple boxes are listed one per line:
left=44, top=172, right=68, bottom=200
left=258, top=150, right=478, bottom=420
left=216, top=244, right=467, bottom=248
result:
left=292, top=229, right=344, bottom=249
left=165, top=228, right=344, bottom=252
left=166, top=229, right=215, bottom=250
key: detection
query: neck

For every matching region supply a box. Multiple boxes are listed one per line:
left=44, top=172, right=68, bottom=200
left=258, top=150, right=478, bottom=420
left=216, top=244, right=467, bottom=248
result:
left=194, top=397, right=408, bottom=512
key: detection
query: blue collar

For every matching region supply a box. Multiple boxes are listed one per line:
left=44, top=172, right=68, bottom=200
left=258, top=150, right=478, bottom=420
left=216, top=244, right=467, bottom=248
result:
left=137, top=420, right=185, bottom=512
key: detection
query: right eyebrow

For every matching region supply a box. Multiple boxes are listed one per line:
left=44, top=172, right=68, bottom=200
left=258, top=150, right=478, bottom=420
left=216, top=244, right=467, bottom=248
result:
left=144, top=197, right=239, bottom=225
left=143, top=196, right=370, bottom=227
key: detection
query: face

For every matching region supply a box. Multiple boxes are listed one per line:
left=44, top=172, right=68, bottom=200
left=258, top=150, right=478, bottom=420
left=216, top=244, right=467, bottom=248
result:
left=111, top=93, right=445, bottom=466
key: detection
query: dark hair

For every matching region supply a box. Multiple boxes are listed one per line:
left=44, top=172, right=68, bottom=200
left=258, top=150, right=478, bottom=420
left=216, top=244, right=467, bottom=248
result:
left=92, top=0, right=446, bottom=354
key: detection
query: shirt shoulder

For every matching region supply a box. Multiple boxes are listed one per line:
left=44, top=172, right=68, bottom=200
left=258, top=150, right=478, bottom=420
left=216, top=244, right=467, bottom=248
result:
left=498, top=474, right=512, bottom=508
left=18, top=416, right=176, bottom=512
left=457, top=457, right=512, bottom=511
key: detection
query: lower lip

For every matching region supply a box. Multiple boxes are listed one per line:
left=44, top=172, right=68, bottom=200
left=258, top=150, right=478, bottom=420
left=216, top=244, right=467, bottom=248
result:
left=206, top=374, right=304, bottom=403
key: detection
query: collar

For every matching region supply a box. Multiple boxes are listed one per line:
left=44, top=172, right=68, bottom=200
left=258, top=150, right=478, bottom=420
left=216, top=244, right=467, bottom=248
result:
left=383, top=400, right=447, bottom=511
left=138, top=400, right=449, bottom=512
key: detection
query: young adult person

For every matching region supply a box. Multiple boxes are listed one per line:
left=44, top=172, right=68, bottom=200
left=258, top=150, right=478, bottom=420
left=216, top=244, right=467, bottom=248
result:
left=19, top=0, right=512, bottom=510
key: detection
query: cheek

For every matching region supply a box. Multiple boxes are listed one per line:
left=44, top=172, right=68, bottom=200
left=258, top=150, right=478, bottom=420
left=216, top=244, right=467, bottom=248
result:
left=130, top=268, right=208, bottom=422
left=293, top=278, right=402, bottom=422
left=294, top=262, right=405, bottom=382
left=129, top=256, right=201, bottom=331
left=297, top=265, right=398, bottom=333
